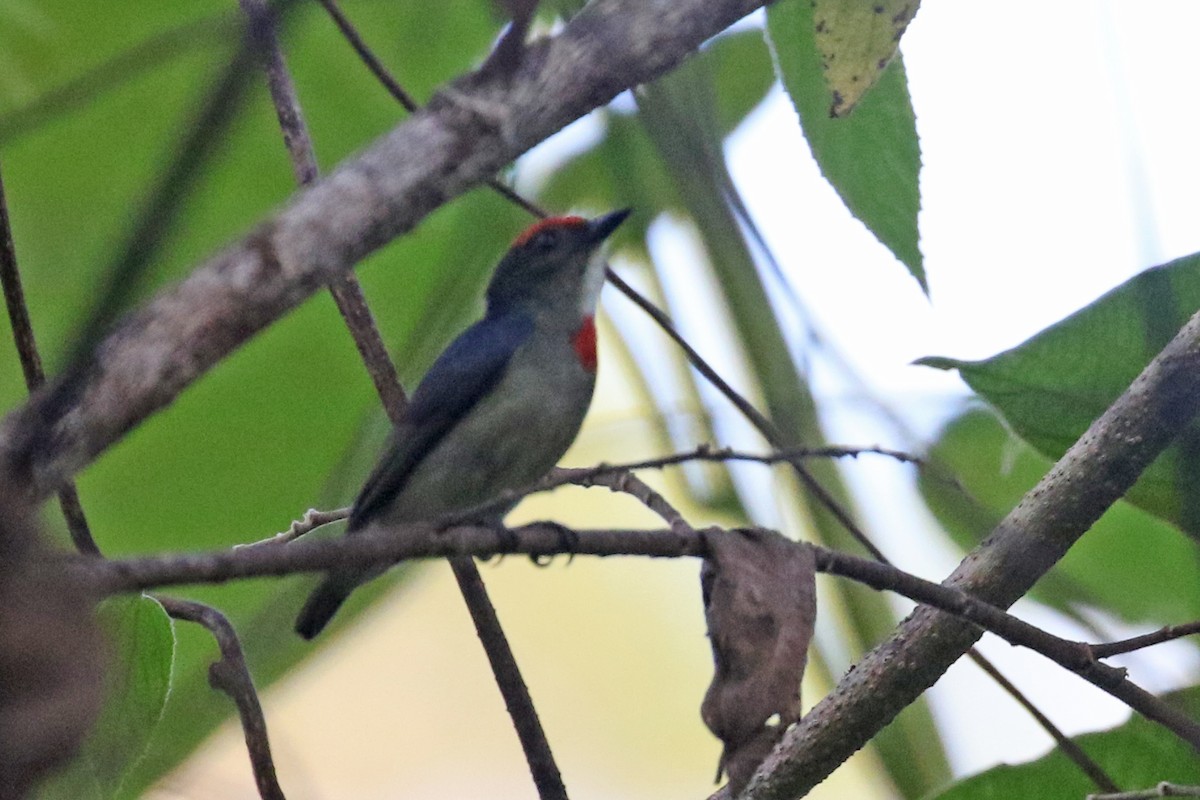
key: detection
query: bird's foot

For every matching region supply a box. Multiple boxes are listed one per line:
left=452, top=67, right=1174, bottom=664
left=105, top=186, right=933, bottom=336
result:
left=529, top=521, right=578, bottom=567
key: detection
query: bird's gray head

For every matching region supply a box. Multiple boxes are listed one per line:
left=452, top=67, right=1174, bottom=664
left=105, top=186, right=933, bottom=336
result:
left=486, top=209, right=631, bottom=317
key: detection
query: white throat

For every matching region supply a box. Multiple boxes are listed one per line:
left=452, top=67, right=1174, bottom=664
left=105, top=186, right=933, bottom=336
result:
left=579, top=248, right=607, bottom=315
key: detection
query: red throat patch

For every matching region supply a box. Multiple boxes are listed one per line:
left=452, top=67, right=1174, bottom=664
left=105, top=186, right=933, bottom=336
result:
left=513, top=216, right=587, bottom=247
left=572, top=316, right=598, bottom=373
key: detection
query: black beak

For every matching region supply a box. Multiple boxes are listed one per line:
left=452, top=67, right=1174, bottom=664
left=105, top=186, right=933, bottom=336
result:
left=586, top=208, right=632, bottom=244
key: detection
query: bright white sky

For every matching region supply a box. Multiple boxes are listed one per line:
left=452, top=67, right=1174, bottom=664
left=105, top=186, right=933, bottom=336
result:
left=613, top=0, right=1200, bottom=781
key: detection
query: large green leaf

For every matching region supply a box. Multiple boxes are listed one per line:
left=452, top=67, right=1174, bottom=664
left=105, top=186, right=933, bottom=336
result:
left=918, top=253, right=1200, bottom=536
left=41, top=595, right=175, bottom=799
left=811, top=0, right=920, bottom=116
left=925, top=687, right=1200, bottom=800
left=920, top=408, right=1200, bottom=625
left=1, top=0, right=521, bottom=794
left=766, top=0, right=924, bottom=288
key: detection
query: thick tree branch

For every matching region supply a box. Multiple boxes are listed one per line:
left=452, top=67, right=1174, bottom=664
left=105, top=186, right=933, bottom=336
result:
left=0, top=0, right=767, bottom=500
left=740, top=310, right=1200, bottom=799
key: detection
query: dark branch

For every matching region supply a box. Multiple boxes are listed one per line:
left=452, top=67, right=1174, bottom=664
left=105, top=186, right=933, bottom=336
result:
left=964, top=651, right=1119, bottom=793
left=314, top=0, right=420, bottom=111
left=159, top=597, right=285, bottom=800
left=1088, top=785, right=1200, bottom=800
left=70, top=522, right=1200, bottom=750
left=742, top=310, right=1200, bottom=798
left=0, top=164, right=100, bottom=555
left=1090, top=621, right=1200, bottom=659
left=248, top=6, right=564, bottom=794
left=448, top=558, right=568, bottom=800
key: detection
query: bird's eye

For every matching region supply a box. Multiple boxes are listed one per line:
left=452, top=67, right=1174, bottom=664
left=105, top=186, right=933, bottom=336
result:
left=531, top=228, right=561, bottom=250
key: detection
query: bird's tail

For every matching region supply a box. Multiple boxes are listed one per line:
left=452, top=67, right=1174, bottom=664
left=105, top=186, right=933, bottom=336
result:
left=295, top=571, right=359, bottom=640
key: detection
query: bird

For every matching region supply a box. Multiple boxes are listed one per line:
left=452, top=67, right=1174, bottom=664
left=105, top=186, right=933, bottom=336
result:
left=295, top=209, right=631, bottom=639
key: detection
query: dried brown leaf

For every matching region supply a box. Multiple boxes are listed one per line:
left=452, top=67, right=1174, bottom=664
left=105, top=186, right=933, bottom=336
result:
left=700, top=527, right=817, bottom=794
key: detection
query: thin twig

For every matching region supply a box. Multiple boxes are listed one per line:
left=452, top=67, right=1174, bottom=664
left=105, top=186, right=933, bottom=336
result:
left=313, top=0, right=419, bottom=111
left=314, top=15, right=1080, bottom=782
left=236, top=507, right=350, bottom=551
left=0, top=169, right=46, bottom=391
left=964, top=650, right=1118, bottom=793
left=239, top=0, right=407, bottom=423
left=574, top=442, right=922, bottom=472
left=746, top=310, right=1200, bottom=798
left=441, top=441, right=919, bottom=531
left=1091, top=621, right=1200, bottom=658
left=561, top=466, right=696, bottom=541
left=1089, top=785, right=1200, bottom=800
left=244, top=443, right=897, bottom=549
left=159, top=596, right=285, bottom=800
left=0, top=13, right=240, bottom=146
left=246, top=5, right=564, bottom=796
left=73, top=522, right=1200, bottom=751
left=0, top=163, right=100, bottom=555
left=448, top=557, right=568, bottom=800
left=326, top=278, right=408, bottom=424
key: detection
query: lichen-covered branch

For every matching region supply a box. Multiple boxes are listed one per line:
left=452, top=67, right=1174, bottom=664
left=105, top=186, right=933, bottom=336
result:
left=0, top=0, right=767, bottom=500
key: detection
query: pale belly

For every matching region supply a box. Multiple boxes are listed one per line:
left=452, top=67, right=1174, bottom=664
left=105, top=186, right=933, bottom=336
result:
left=376, top=353, right=594, bottom=525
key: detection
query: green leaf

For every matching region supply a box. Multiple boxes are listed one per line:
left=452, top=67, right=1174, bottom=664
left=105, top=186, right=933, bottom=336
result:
left=918, top=253, right=1200, bottom=536
left=812, top=0, right=919, bottom=116
left=920, top=408, right=1200, bottom=625
left=41, top=595, right=176, bottom=799
left=766, top=0, right=924, bottom=289
left=926, top=686, right=1200, bottom=800
left=1, top=1, right=524, bottom=793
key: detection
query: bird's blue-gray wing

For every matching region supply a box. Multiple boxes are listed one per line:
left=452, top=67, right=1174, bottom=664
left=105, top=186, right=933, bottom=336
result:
left=349, top=310, right=534, bottom=528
